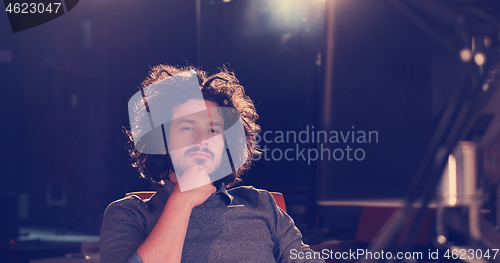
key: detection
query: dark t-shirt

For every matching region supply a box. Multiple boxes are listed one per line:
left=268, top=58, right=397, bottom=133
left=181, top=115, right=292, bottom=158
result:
left=100, top=182, right=324, bottom=263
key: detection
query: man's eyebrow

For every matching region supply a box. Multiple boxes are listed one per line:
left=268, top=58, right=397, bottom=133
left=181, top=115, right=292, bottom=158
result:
left=175, top=119, right=223, bottom=129
left=176, top=119, right=197, bottom=125
left=210, top=121, right=224, bottom=129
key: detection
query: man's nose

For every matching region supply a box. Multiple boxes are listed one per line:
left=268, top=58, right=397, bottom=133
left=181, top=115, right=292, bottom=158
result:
left=193, top=129, right=211, bottom=146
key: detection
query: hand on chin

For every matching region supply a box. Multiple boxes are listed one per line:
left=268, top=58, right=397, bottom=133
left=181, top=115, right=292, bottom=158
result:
left=176, top=163, right=213, bottom=192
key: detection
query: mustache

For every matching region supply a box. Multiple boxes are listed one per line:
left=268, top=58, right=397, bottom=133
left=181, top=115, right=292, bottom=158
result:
left=184, top=146, right=215, bottom=158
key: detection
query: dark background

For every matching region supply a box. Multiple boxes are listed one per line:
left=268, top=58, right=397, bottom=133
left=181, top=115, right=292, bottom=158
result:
left=0, top=0, right=469, bottom=243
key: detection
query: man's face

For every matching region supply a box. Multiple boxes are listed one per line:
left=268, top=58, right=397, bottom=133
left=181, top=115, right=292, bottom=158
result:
left=168, top=99, right=225, bottom=179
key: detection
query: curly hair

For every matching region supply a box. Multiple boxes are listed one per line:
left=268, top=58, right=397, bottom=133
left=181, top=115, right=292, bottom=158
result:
left=126, top=64, right=261, bottom=188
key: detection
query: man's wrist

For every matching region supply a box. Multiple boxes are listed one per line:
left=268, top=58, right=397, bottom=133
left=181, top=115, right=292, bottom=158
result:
left=166, top=191, right=196, bottom=211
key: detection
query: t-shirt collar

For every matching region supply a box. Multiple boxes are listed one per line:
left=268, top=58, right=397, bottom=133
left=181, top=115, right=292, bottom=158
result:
left=162, top=179, right=234, bottom=206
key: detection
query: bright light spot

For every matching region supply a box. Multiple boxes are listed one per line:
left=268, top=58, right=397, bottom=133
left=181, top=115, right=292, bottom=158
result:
left=449, top=196, right=457, bottom=206
left=223, top=0, right=231, bottom=2
left=85, top=256, right=90, bottom=260
left=302, top=17, right=307, bottom=22
left=483, top=83, right=489, bottom=92
left=448, top=154, right=457, bottom=206
left=437, top=235, right=447, bottom=244
left=474, top=52, right=486, bottom=66
left=460, top=48, right=472, bottom=62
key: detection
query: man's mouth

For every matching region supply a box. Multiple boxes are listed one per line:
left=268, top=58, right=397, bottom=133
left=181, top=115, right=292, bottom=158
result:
left=185, top=147, right=215, bottom=159
left=188, top=151, right=212, bottom=159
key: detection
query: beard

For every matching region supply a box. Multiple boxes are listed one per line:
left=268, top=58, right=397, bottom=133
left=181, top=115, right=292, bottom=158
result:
left=171, top=146, right=218, bottom=176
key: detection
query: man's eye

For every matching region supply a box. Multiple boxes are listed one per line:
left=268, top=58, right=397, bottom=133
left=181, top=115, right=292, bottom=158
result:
left=181, top=127, right=193, bottom=131
left=210, top=129, right=220, bottom=134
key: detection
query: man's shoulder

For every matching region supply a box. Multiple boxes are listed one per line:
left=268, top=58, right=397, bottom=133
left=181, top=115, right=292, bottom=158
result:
left=226, top=185, right=277, bottom=208
left=227, top=185, right=272, bottom=195
left=104, top=191, right=165, bottom=217
left=104, top=195, right=148, bottom=214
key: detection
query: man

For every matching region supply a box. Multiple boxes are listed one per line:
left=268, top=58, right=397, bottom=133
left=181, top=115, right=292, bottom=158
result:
left=100, top=65, right=324, bottom=263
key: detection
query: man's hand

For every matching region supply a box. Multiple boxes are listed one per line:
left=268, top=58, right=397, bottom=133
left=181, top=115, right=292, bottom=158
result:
left=171, top=164, right=216, bottom=208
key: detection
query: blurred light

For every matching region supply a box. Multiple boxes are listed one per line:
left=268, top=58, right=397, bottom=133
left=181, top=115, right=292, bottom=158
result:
left=85, top=256, right=90, bottom=260
left=484, top=36, right=492, bottom=48
left=223, top=0, right=232, bottom=2
left=474, top=52, right=486, bottom=66
left=315, top=51, right=321, bottom=66
left=449, top=196, right=457, bottom=206
left=448, top=154, right=457, bottom=206
left=459, top=48, right=472, bottom=62
left=254, top=0, right=323, bottom=31
left=437, top=235, right=447, bottom=244
left=9, top=239, right=14, bottom=245
left=483, top=83, right=489, bottom=92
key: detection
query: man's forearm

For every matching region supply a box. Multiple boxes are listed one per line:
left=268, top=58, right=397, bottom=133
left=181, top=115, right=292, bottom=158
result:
left=136, top=194, right=193, bottom=263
